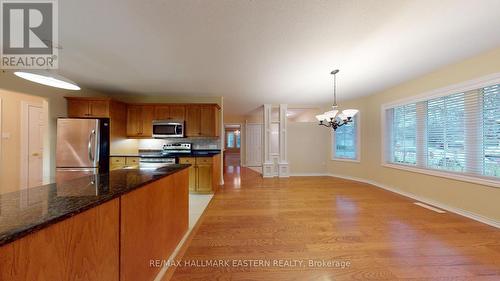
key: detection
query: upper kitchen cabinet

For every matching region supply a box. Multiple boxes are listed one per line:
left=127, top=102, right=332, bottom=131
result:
left=127, top=105, right=154, bottom=137
left=200, top=105, right=219, bottom=137
left=154, top=105, right=185, bottom=120
left=185, top=105, right=201, bottom=137
left=66, top=97, right=110, bottom=118
left=185, top=104, right=220, bottom=137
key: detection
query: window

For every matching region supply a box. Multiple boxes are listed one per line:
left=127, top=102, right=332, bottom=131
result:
left=483, top=85, right=500, bottom=177
left=383, top=79, right=500, bottom=186
left=227, top=132, right=235, bottom=148
left=388, top=103, right=417, bottom=165
left=427, top=93, right=466, bottom=172
left=226, top=130, right=241, bottom=149
left=333, top=115, right=359, bottom=161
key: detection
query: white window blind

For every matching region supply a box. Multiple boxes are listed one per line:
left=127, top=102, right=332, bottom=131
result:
left=389, top=103, right=417, bottom=165
left=427, top=93, right=466, bottom=172
left=333, top=115, right=358, bottom=160
left=384, top=82, right=500, bottom=182
left=483, top=85, right=500, bottom=177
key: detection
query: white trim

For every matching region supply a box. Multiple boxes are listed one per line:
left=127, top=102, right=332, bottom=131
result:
left=382, top=72, right=500, bottom=109
left=414, top=202, right=446, bottom=213
left=331, top=113, right=361, bottom=162
left=224, top=122, right=243, bottom=164
left=382, top=163, right=500, bottom=188
left=289, top=173, right=330, bottom=177
left=327, top=173, right=500, bottom=229
left=331, top=158, right=361, bottom=163
left=380, top=73, right=500, bottom=188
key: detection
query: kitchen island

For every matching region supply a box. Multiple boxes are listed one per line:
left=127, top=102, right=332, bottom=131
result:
left=0, top=165, right=190, bottom=281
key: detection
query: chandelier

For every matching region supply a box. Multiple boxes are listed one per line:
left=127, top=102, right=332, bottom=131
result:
left=316, top=69, right=358, bottom=130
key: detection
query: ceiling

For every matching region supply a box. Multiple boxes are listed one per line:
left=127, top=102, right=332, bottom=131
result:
left=58, top=0, right=500, bottom=114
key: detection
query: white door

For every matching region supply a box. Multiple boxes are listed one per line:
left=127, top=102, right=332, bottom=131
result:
left=27, top=105, right=44, bottom=188
left=246, top=124, right=262, bottom=166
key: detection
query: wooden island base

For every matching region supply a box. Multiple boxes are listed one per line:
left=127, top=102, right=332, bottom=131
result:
left=0, top=169, right=189, bottom=281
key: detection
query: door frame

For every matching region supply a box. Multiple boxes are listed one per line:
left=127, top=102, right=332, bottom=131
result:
left=223, top=123, right=243, bottom=165
left=20, top=101, right=46, bottom=189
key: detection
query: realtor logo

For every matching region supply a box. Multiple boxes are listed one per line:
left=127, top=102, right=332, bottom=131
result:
left=1, top=0, right=58, bottom=69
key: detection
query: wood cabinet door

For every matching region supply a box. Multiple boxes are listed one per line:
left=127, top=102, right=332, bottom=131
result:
left=141, top=105, right=155, bottom=137
left=67, top=99, right=90, bottom=117
left=89, top=100, right=109, bottom=117
left=169, top=105, right=185, bottom=120
left=89, top=100, right=110, bottom=117
left=154, top=105, right=170, bottom=120
left=185, top=105, right=201, bottom=137
left=200, top=105, right=217, bottom=136
left=126, top=105, right=143, bottom=137
left=196, top=164, right=213, bottom=193
left=179, top=157, right=197, bottom=192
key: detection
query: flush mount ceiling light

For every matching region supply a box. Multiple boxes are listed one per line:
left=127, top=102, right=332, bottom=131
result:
left=14, top=70, right=81, bottom=91
left=316, top=69, right=358, bottom=131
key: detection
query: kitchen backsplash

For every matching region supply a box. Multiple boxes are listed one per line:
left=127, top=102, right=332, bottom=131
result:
left=138, top=138, right=221, bottom=150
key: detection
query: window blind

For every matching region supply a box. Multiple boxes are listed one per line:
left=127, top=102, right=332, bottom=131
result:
left=390, top=103, right=417, bottom=165
left=426, top=93, right=466, bottom=172
left=334, top=115, right=358, bottom=160
left=385, top=82, right=500, bottom=181
left=483, top=85, right=500, bottom=177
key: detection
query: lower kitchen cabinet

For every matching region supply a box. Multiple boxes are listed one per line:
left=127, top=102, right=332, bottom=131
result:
left=179, top=154, right=220, bottom=194
left=110, top=156, right=139, bottom=170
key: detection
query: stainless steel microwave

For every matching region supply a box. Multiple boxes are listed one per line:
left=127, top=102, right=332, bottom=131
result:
left=152, top=120, right=185, bottom=138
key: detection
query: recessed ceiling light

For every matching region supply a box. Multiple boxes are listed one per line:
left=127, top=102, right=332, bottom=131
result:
left=14, top=70, right=81, bottom=91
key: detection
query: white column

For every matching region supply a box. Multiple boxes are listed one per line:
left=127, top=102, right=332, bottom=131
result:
left=262, top=104, right=274, bottom=177
left=278, top=104, right=289, bottom=177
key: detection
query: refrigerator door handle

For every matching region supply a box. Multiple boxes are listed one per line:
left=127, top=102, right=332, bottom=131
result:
left=88, top=129, right=96, bottom=162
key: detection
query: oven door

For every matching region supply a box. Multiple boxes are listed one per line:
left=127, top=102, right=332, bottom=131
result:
left=152, top=122, right=184, bottom=138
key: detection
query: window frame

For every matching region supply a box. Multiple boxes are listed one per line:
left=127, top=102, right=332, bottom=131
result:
left=381, top=73, right=500, bottom=188
left=332, top=113, right=361, bottom=163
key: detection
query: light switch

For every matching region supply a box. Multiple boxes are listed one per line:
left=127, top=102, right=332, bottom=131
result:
left=2, top=132, right=11, bottom=139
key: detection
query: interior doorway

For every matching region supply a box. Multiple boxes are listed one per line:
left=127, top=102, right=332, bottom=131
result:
left=224, top=124, right=241, bottom=167
left=20, top=102, right=45, bottom=189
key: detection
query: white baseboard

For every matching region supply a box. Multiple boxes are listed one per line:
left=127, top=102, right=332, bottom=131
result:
left=290, top=173, right=330, bottom=177
left=328, top=173, right=500, bottom=229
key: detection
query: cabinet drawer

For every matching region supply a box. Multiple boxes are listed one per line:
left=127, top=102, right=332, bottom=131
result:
left=179, top=157, right=195, bottom=165
left=126, top=157, right=140, bottom=165
left=196, top=157, right=213, bottom=164
left=110, top=157, right=126, bottom=165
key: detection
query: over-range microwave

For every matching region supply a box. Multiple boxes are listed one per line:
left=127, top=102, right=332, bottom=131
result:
left=152, top=120, right=185, bottom=138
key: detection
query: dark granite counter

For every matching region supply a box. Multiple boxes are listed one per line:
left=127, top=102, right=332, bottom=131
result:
left=165, top=150, right=221, bottom=157
left=0, top=164, right=189, bottom=247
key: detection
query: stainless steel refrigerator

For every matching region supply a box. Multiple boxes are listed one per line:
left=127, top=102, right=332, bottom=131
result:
left=56, top=118, right=110, bottom=182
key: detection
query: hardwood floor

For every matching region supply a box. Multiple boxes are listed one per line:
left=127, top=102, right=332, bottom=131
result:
left=167, top=167, right=500, bottom=280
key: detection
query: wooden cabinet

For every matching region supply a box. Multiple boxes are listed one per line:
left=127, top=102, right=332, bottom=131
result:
left=0, top=199, right=120, bottom=281
left=197, top=163, right=213, bottom=193
left=120, top=170, right=188, bottom=281
left=179, top=155, right=220, bottom=194
left=126, top=105, right=154, bottom=137
left=200, top=105, right=219, bottom=137
left=185, top=105, right=201, bottom=137
left=154, top=105, right=185, bottom=120
left=66, top=97, right=110, bottom=118
left=185, top=104, right=219, bottom=137
left=110, top=157, right=140, bottom=170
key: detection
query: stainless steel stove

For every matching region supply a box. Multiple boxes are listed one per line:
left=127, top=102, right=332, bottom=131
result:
left=138, top=143, right=192, bottom=169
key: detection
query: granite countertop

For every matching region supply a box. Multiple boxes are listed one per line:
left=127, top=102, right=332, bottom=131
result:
left=165, top=150, right=222, bottom=157
left=0, top=164, right=190, bottom=247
